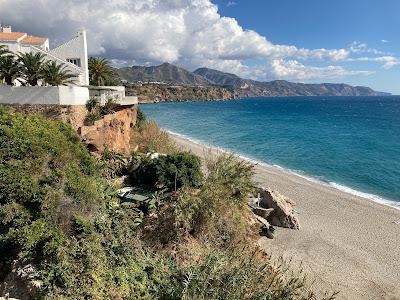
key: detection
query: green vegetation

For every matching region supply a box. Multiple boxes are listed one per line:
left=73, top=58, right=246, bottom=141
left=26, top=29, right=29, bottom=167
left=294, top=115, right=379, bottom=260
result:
left=84, top=97, right=116, bottom=125
left=0, top=107, right=337, bottom=299
left=0, top=51, right=78, bottom=86
left=17, top=52, right=47, bottom=86
left=0, top=55, right=20, bottom=85
left=129, top=151, right=202, bottom=190
left=88, top=57, right=118, bottom=86
left=136, top=106, right=147, bottom=127
left=41, top=61, right=76, bottom=86
left=131, top=119, right=177, bottom=154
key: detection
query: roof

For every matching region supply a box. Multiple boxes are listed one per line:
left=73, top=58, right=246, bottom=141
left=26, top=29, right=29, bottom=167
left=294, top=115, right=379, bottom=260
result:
left=0, top=32, right=26, bottom=41
left=21, top=35, right=48, bottom=44
left=0, top=32, right=48, bottom=44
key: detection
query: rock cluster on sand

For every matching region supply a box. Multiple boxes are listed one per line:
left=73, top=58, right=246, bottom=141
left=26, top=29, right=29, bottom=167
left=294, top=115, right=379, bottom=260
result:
left=258, top=188, right=300, bottom=230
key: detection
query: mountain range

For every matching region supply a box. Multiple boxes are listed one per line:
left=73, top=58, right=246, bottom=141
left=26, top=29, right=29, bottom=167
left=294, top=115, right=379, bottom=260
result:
left=117, top=63, right=390, bottom=97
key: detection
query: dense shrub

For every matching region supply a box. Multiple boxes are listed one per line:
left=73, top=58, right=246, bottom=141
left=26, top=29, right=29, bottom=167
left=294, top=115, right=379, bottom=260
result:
left=204, top=151, right=256, bottom=205
left=99, top=149, right=130, bottom=179
left=143, top=152, right=256, bottom=247
left=157, top=151, right=202, bottom=190
left=130, top=151, right=202, bottom=190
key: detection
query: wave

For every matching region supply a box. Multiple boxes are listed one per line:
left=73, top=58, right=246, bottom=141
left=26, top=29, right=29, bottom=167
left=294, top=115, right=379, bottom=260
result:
left=166, top=129, right=400, bottom=211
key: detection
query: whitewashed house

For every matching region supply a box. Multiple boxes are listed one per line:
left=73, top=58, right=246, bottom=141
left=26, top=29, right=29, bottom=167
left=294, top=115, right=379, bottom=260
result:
left=0, top=25, right=137, bottom=106
left=0, top=25, right=89, bottom=86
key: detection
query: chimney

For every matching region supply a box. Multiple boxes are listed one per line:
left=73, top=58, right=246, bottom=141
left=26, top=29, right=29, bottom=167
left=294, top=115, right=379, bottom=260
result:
left=3, top=25, right=12, bottom=33
left=2, top=25, right=12, bottom=33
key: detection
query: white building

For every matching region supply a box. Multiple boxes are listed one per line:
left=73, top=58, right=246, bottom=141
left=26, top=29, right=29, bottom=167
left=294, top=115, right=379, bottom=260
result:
left=0, top=25, right=89, bottom=86
left=0, top=25, right=137, bottom=106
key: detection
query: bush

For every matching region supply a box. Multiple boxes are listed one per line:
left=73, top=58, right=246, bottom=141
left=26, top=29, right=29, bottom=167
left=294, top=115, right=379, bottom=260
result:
left=204, top=151, right=255, bottom=205
left=99, top=97, right=115, bottom=116
left=136, top=106, right=146, bottom=127
left=130, top=151, right=202, bottom=190
left=143, top=152, right=256, bottom=248
left=0, top=107, right=103, bottom=275
left=84, top=111, right=102, bottom=125
left=157, top=151, right=202, bottom=190
left=85, top=97, right=100, bottom=112
left=131, top=120, right=177, bottom=154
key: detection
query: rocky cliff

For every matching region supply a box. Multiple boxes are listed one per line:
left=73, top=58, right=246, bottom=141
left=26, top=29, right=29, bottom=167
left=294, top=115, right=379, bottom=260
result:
left=126, top=83, right=235, bottom=103
left=79, top=106, right=137, bottom=154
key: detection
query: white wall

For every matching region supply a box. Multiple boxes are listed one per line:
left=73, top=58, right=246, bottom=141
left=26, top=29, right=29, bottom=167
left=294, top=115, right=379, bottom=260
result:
left=49, top=29, right=89, bottom=86
left=58, top=86, right=89, bottom=105
left=0, top=86, right=89, bottom=105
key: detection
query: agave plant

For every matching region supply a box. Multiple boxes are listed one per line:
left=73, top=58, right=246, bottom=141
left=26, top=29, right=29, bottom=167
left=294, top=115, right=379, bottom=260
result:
left=88, top=57, right=117, bottom=86
left=42, top=61, right=76, bottom=86
left=17, top=52, right=46, bottom=86
left=0, top=55, right=21, bottom=85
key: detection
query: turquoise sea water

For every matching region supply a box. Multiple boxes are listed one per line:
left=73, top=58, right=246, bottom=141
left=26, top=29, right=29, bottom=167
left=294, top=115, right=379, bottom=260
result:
left=141, top=96, right=400, bottom=209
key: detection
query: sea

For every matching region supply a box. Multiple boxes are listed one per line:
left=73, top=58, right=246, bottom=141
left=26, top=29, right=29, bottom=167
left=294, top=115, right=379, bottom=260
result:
left=141, top=96, right=400, bottom=209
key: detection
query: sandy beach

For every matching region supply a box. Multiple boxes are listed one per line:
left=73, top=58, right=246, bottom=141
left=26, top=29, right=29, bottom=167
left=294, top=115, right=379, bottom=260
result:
left=171, top=133, right=400, bottom=300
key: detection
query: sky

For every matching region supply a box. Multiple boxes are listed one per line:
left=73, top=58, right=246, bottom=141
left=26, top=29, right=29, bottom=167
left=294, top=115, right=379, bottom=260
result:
left=0, top=0, right=399, bottom=93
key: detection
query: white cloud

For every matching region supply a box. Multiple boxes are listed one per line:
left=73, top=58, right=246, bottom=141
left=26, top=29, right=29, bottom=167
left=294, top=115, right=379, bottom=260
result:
left=349, top=41, right=387, bottom=55
left=270, top=59, right=373, bottom=81
left=348, top=56, right=400, bottom=69
left=0, top=0, right=391, bottom=81
left=381, top=39, right=389, bottom=43
left=227, top=1, right=237, bottom=7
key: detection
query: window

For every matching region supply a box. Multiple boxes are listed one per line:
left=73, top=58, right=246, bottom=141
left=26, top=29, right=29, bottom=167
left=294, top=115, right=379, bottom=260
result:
left=67, top=58, right=81, bottom=67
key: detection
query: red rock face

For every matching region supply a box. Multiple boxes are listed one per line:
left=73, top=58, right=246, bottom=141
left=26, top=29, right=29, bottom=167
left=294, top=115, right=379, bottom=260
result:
left=79, top=106, right=137, bottom=154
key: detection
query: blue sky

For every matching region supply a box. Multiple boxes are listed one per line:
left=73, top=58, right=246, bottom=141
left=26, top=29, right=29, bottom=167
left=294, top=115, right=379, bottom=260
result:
left=1, top=0, right=399, bottom=94
left=214, top=0, right=400, bottom=93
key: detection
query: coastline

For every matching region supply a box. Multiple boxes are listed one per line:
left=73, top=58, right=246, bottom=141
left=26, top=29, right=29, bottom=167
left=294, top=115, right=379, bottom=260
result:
left=169, top=131, right=400, bottom=299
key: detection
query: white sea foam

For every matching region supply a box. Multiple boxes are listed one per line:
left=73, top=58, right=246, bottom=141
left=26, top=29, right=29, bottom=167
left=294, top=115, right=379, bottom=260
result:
left=166, top=129, right=400, bottom=211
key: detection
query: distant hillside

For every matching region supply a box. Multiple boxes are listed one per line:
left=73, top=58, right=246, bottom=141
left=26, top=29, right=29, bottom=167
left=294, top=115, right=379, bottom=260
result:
left=118, top=63, right=390, bottom=99
left=116, top=62, right=212, bottom=85
left=193, top=67, right=389, bottom=97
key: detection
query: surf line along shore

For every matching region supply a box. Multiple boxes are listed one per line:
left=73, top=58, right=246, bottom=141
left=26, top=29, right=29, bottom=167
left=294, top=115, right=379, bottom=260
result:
left=169, top=132, right=400, bottom=300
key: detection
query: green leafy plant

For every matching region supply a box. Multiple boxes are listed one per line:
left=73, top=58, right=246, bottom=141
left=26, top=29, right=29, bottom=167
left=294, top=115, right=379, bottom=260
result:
left=85, top=97, right=100, bottom=112
left=88, top=57, right=118, bottom=86
left=84, top=111, right=102, bottom=125
left=129, top=151, right=202, bottom=190
left=0, top=54, right=20, bottom=85
left=156, top=151, right=203, bottom=190
left=41, top=61, right=76, bottom=86
left=17, top=52, right=46, bottom=86
left=136, top=106, right=147, bottom=127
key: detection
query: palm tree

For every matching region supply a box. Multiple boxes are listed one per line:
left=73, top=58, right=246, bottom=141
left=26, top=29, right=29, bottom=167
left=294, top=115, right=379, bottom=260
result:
left=17, top=52, right=46, bottom=86
left=0, top=55, right=21, bottom=85
left=42, top=61, right=76, bottom=86
left=0, top=45, right=10, bottom=57
left=88, top=57, right=117, bottom=86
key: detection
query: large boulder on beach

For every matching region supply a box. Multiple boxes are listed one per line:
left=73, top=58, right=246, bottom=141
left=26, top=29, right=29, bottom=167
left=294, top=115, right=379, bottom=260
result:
left=258, top=188, right=300, bottom=230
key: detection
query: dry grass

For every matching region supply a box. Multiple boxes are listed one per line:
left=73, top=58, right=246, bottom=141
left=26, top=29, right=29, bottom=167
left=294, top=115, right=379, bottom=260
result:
left=131, top=120, right=177, bottom=154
